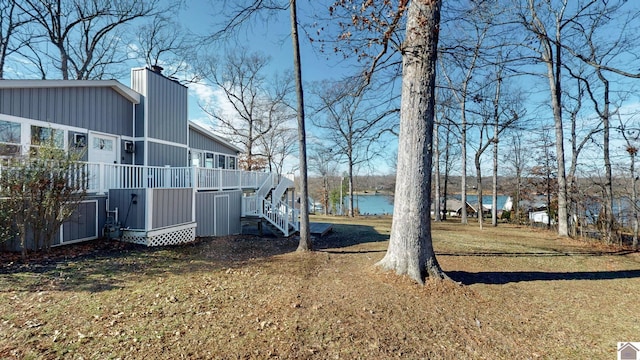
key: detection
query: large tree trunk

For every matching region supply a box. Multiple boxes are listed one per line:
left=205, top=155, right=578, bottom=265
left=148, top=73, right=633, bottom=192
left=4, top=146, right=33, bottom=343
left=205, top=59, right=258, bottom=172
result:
left=289, top=0, right=311, bottom=251
left=376, top=0, right=446, bottom=284
left=527, top=0, right=568, bottom=236
left=543, top=41, right=569, bottom=236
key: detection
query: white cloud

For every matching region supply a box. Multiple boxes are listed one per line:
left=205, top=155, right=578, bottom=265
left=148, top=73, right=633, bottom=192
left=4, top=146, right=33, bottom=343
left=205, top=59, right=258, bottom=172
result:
left=189, top=82, right=217, bottom=107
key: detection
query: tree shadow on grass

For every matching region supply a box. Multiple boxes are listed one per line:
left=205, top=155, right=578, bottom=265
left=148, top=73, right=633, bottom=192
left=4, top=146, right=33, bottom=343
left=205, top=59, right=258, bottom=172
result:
left=448, top=269, right=640, bottom=285
left=312, top=223, right=389, bottom=251
left=0, top=235, right=301, bottom=293
left=0, top=222, right=390, bottom=292
left=438, top=249, right=636, bottom=257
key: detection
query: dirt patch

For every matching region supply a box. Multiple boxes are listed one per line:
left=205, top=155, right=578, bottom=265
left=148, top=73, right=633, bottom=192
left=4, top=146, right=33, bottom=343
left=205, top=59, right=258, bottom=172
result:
left=0, top=216, right=639, bottom=359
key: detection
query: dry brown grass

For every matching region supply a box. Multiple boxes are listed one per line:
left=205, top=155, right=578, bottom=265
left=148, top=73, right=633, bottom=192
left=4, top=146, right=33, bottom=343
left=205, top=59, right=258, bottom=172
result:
left=1, top=215, right=639, bottom=359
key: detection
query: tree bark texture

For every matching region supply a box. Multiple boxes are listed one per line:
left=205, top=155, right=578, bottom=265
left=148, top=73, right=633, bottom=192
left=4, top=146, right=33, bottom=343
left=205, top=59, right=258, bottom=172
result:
left=377, top=0, right=446, bottom=284
left=289, top=0, right=311, bottom=251
left=434, top=119, right=441, bottom=222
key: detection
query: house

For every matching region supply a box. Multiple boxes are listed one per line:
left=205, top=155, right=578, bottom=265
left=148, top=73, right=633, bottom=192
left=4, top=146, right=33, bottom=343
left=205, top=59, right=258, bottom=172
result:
left=0, top=67, right=297, bottom=250
left=619, top=342, right=640, bottom=360
left=528, top=210, right=553, bottom=225
left=431, top=198, right=478, bottom=218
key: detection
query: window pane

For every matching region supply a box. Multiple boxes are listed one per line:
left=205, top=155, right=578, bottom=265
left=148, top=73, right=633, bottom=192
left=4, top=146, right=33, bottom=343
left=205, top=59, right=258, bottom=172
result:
left=205, top=153, right=214, bottom=168
left=0, top=144, right=20, bottom=157
left=31, top=126, right=63, bottom=148
left=92, top=137, right=113, bottom=151
left=191, top=151, right=202, bottom=167
left=217, top=155, right=226, bottom=169
left=228, top=157, right=236, bottom=170
left=0, top=120, right=20, bottom=143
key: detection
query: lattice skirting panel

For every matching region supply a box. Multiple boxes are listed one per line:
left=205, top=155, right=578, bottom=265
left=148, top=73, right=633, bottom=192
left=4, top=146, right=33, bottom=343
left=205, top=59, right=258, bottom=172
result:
left=121, top=222, right=197, bottom=247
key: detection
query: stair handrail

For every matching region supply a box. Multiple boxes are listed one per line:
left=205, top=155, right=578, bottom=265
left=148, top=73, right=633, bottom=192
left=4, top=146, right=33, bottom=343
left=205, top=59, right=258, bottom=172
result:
left=271, top=176, right=294, bottom=205
left=262, top=198, right=290, bottom=236
left=260, top=197, right=300, bottom=237
left=256, top=172, right=273, bottom=199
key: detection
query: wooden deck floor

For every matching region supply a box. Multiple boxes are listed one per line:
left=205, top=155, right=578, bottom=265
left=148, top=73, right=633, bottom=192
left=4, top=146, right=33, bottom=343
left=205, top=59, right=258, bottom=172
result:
left=309, top=222, right=333, bottom=237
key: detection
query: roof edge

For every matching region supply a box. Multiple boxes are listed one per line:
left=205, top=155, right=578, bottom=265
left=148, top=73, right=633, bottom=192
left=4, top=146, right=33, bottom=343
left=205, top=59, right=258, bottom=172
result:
left=189, top=121, right=243, bottom=153
left=0, top=79, right=141, bottom=104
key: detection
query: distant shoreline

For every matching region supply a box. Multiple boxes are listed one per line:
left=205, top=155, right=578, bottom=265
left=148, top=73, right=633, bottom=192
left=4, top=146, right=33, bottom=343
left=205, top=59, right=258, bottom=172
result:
left=351, top=191, right=510, bottom=197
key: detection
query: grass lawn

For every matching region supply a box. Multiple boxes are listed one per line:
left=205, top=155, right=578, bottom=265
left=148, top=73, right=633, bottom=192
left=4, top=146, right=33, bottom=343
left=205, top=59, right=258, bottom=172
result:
left=1, top=215, right=639, bottom=359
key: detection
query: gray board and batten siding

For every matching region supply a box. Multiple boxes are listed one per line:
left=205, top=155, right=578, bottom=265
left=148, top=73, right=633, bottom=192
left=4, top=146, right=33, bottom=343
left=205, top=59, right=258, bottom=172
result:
left=196, top=190, right=242, bottom=237
left=108, top=188, right=193, bottom=231
left=147, top=141, right=188, bottom=167
left=0, top=84, right=135, bottom=136
left=60, top=198, right=103, bottom=244
left=109, top=189, right=147, bottom=230
left=131, top=68, right=188, bottom=144
left=152, top=188, right=193, bottom=229
left=0, top=195, right=106, bottom=251
left=189, top=127, right=239, bottom=155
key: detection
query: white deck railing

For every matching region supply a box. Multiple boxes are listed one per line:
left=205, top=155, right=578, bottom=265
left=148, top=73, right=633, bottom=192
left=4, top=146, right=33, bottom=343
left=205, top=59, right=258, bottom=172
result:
left=2, top=161, right=298, bottom=236
left=59, top=163, right=271, bottom=193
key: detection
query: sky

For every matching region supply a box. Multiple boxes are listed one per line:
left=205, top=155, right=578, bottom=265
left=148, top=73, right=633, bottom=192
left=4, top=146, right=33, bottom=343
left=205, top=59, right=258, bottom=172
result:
left=4, top=0, right=640, bottom=179
left=1, top=0, right=399, bottom=175
left=160, top=0, right=399, bottom=175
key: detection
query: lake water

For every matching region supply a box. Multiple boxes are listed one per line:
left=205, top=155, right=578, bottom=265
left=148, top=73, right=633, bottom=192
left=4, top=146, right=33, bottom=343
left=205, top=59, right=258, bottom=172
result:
left=343, top=194, right=394, bottom=215
left=343, top=194, right=510, bottom=215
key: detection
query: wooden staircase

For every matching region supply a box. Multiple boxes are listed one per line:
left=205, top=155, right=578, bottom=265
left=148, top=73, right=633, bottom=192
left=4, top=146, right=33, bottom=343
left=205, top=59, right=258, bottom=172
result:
left=241, top=175, right=299, bottom=237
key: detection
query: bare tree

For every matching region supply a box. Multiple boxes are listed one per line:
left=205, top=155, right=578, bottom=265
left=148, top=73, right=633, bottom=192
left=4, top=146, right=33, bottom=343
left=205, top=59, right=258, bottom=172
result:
left=0, top=0, right=33, bottom=79
left=439, top=10, right=489, bottom=225
left=504, top=133, right=528, bottom=224
left=289, top=0, right=312, bottom=251
left=433, top=87, right=459, bottom=222
left=132, top=13, right=196, bottom=79
left=199, top=50, right=293, bottom=171
left=16, top=0, right=161, bottom=79
left=530, top=127, right=557, bottom=229
left=310, top=79, right=397, bottom=217
left=375, top=0, right=448, bottom=283
left=206, top=0, right=312, bottom=251
left=439, top=113, right=459, bottom=221
left=258, top=121, right=297, bottom=178
left=560, top=0, right=640, bottom=243
left=618, top=113, right=639, bottom=250
left=559, top=74, right=603, bottom=236
left=514, top=0, right=615, bottom=237
left=308, top=145, right=338, bottom=216
left=472, top=73, right=521, bottom=229
left=433, top=97, right=442, bottom=222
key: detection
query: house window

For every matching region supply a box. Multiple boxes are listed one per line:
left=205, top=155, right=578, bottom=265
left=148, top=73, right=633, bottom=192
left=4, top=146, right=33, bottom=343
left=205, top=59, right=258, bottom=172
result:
left=0, top=120, right=21, bottom=157
left=217, top=154, right=226, bottom=169
left=228, top=157, right=236, bottom=170
left=193, top=151, right=203, bottom=167
left=205, top=153, right=214, bottom=168
left=31, top=125, right=64, bottom=148
left=92, top=137, right=113, bottom=151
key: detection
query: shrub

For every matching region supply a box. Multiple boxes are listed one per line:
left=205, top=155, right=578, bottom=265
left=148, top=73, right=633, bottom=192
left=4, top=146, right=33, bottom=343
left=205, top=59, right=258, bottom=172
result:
left=0, top=136, right=87, bottom=256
